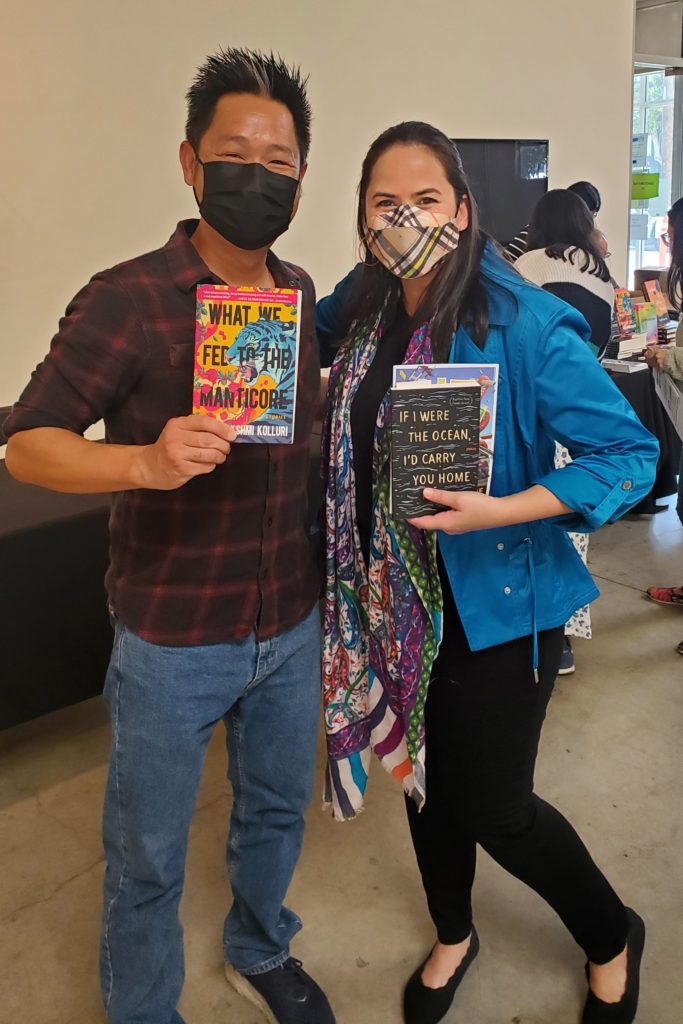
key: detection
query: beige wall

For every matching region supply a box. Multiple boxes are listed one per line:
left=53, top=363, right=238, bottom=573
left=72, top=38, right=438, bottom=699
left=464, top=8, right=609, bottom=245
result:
left=1, top=0, right=636, bottom=409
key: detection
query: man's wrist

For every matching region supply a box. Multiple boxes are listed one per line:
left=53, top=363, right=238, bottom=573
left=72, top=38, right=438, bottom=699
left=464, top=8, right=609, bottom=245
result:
left=126, top=445, right=152, bottom=489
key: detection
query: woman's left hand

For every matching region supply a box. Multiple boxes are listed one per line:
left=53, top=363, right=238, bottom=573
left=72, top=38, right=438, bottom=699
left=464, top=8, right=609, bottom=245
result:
left=408, top=488, right=506, bottom=535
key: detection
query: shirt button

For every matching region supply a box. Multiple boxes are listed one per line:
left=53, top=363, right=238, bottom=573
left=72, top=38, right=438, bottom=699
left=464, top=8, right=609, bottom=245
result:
left=622, top=480, right=633, bottom=491
left=267, top=516, right=273, bottom=527
left=262, top=568, right=269, bottom=579
left=497, top=543, right=505, bottom=551
left=504, top=586, right=512, bottom=595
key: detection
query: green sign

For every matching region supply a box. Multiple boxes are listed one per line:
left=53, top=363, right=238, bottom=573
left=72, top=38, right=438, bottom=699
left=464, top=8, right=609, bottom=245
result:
left=631, top=172, right=660, bottom=201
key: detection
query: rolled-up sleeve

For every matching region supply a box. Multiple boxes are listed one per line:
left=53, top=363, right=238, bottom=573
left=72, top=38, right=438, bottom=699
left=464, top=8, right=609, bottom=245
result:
left=4, top=274, right=147, bottom=439
left=530, top=310, right=659, bottom=532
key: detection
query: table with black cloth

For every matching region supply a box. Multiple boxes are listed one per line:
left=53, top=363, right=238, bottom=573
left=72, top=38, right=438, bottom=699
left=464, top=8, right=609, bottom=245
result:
left=0, top=461, right=113, bottom=729
left=605, top=365, right=682, bottom=514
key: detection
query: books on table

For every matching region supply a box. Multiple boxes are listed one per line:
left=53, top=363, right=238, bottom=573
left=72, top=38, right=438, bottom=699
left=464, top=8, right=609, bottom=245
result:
left=193, top=284, right=301, bottom=443
left=601, top=358, right=649, bottom=374
left=390, top=363, right=499, bottom=518
left=658, top=320, right=679, bottom=344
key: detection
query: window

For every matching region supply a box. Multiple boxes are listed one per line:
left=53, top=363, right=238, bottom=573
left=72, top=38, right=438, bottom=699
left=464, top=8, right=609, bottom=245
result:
left=628, top=70, right=683, bottom=286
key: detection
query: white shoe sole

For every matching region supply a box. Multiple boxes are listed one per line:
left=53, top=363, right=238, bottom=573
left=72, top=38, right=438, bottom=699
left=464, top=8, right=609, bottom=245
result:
left=225, top=963, right=278, bottom=1024
left=557, top=665, right=576, bottom=675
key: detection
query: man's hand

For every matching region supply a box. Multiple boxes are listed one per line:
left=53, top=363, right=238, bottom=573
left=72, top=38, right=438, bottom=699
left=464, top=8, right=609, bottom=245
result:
left=133, top=416, right=237, bottom=490
left=644, top=346, right=669, bottom=372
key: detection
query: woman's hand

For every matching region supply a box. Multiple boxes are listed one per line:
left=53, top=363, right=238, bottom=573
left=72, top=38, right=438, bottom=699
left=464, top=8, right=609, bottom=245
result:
left=408, top=489, right=507, bottom=534
left=644, top=346, right=669, bottom=371
left=408, top=484, right=572, bottom=535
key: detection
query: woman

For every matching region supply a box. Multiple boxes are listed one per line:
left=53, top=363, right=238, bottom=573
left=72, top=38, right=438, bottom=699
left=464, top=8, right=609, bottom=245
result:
left=516, top=189, right=615, bottom=355
left=645, top=196, right=683, bottom=654
left=504, top=179, right=602, bottom=263
left=319, top=122, right=658, bottom=1024
left=515, top=189, right=616, bottom=673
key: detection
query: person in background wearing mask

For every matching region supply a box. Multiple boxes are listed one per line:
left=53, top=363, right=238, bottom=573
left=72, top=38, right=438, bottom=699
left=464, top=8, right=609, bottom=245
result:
left=4, top=48, right=334, bottom=1024
left=320, top=123, right=656, bottom=1024
left=504, top=179, right=602, bottom=263
left=645, top=196, right=683, bottom=654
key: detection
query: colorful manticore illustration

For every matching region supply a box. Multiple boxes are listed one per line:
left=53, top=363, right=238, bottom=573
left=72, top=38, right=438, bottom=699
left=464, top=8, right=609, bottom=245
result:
left=393, top=362, right=499, bottom=493
left=193, top=284, right=301, bottom=444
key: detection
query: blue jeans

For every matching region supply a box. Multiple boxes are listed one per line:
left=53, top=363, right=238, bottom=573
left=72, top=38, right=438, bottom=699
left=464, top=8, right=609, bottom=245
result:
left=100, top=605, right=321, bottom=1024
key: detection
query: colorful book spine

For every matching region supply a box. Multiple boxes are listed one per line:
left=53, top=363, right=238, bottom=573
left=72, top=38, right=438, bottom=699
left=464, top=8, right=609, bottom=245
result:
left=193, top=284, right=301, bottom=444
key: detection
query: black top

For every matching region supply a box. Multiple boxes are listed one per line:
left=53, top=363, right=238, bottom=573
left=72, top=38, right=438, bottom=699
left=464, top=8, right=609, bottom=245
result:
left=350, top=306, right=415, bottom=562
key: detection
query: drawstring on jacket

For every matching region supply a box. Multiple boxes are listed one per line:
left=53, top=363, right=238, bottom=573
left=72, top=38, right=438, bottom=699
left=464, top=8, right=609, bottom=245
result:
left=523, top=537, right=539, bottom=683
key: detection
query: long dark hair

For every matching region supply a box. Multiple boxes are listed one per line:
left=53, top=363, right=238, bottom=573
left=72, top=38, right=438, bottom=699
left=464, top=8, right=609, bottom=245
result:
left=348, top=121, right=490, bottom=358
left=526, top=189, right=610, bottom=281
left=667, top=197, right=683, bottom=311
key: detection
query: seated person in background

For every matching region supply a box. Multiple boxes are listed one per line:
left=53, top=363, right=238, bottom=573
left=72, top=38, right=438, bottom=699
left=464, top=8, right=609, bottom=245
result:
left=515, top=189, right=614, bottom=355
left=645, top=196, right=683, bottom=654
left=504, top=179, right=602, bottom=263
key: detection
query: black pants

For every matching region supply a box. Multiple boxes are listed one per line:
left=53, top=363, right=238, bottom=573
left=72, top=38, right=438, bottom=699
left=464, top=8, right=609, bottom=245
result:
left=405, top=583, right=628, bottom=965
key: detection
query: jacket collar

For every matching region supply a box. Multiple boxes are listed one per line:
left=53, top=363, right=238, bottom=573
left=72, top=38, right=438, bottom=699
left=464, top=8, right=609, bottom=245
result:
left=478, top=240, right=519, bottom=327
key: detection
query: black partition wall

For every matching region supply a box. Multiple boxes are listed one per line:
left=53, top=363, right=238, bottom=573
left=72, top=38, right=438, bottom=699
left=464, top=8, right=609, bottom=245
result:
left=452, top=139, right=549, bottom=247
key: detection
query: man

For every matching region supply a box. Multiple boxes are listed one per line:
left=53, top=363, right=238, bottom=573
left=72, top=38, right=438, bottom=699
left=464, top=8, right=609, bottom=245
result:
left=5, top=48, right=334, bottom=1024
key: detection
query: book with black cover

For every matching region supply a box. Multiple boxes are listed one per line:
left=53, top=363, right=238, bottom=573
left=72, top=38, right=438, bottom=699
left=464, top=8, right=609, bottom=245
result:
left=390, top=384, right=481, bottom=518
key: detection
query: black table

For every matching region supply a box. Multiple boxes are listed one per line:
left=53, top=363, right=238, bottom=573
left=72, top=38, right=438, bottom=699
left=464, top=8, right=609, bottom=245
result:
left=606, top=365, right=682, bottom=515
left=0, top=462, right=113, bottom=729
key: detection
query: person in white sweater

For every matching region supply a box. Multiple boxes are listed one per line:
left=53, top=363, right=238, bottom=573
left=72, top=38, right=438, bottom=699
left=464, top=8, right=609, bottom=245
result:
left=516, top=189, right=615, bottom=355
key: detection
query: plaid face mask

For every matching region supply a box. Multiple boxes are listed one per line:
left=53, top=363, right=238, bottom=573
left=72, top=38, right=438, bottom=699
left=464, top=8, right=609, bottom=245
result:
left=365, top=203, right=460, bottom=279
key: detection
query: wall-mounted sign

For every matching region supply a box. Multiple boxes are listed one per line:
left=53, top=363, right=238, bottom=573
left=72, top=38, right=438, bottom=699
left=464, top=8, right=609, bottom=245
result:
left=631, top=171, right=660, bottom=200
left=630, top=212, right=649, bottom=240
left=631, top=133, right=648, bottom=168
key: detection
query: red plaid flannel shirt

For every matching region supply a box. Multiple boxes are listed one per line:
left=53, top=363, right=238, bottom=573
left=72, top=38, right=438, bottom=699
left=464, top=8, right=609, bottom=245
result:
left=4, top=221, right=321, bottom=645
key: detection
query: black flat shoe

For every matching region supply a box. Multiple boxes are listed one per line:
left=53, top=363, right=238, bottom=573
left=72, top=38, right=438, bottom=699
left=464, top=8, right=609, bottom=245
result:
left=403, top=926, right=480, bottom=1024
left=582, top=908, right=645, bottom=1024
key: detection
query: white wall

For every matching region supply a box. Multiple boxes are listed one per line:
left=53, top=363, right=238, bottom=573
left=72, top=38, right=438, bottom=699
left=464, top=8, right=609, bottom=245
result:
left=1, top=0, right=636, bottom=409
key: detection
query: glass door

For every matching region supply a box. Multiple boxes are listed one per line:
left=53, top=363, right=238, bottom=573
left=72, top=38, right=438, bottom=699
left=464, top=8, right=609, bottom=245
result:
left=628, top=70, right=683, bottom=286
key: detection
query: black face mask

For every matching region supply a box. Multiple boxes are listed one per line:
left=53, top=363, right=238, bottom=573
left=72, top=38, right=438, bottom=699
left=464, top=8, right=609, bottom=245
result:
left=196, top=159, right=299, bottom=250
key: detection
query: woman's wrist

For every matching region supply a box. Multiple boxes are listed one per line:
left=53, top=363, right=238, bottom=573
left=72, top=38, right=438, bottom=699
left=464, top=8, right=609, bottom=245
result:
left=495, top=486, right=572, bottom=527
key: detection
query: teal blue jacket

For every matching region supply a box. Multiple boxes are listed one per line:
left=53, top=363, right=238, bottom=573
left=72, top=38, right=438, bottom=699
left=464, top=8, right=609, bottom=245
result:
left=316, top=244, right=659, bottom=654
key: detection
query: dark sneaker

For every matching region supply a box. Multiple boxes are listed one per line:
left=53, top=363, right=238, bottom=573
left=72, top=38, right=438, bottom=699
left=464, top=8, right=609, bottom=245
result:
left=558, top=637, right=575, bottom=675
left=225, top=958, right=335, bottom=1024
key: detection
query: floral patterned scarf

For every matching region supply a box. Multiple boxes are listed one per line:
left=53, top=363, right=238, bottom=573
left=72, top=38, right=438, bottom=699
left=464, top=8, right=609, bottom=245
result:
left=321, top=316, right=444, bottom=820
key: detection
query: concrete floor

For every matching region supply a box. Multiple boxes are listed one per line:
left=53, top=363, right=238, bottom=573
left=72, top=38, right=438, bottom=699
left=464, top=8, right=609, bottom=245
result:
left=1, top=506, right=681, bottom=1024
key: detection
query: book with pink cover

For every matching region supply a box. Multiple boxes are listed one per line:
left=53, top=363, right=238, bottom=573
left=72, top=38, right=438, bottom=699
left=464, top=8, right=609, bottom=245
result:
left=643, top=279, right=669, bottom=324
left=193, top=284, right=301, bottom=443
